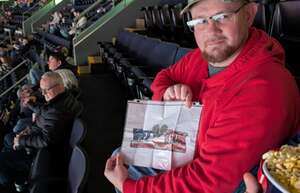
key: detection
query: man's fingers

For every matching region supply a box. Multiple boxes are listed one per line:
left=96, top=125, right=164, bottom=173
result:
left=174, top=84, right=181, bottom=100
left=185, top=93, right=193, bottom=108
left=105, top=156, right=117, bottom=170
left=116, top=154, right=124, bottom=166
left=243, top=173, right=260, bottom=193
left=105, top=158, right=113, bottom=171
left=164, top=84, right=193, bottom=102
left=180, top=86, right=187, bottom=101
left=164, top=87, right=174, bottom=101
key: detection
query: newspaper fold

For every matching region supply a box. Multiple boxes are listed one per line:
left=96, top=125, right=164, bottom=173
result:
left=121, top=100, right=202, bottom=170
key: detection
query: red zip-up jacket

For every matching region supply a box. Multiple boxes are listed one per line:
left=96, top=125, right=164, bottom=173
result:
left=123, top=28, right=300, bottom=193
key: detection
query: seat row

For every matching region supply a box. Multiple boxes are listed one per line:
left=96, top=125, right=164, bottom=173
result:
left=99, top=0, right=300, bottom=99
left=141, top=2, right=195, bottom=47
left=269, top=0, right=300, bottom=78
left=99, top=31, right=191, bottom=99
left=141, top=0, right=300, bottom=78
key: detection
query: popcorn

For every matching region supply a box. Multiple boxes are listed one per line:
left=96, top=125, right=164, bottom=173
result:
left=263, top=145, right=300, bottom=193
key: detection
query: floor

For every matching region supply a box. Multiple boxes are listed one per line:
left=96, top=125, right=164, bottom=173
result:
left=79, top=72, right=127, bottom=193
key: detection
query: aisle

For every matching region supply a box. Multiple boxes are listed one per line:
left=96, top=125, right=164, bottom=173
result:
left=79, top=73, right=127, bottom=193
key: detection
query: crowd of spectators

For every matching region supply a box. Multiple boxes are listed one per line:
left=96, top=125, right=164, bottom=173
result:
left=41, top=7, right=88, bottom=40
left=0, top=36, right=82, bottom=193
left=0, top=4, right=82, bottom=190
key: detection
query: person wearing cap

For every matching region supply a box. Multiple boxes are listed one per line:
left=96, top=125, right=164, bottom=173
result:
left=104, top=0, right=300, bottom=193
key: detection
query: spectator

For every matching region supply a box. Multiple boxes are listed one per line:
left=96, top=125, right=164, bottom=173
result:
left=12, top=85, right=35, bottom=134
left=0, top=71, right=81, bottom=189
left=28, top=51, right=77, bottom=86
left=0, top=52, right=12, bottom=76
left=0, top=52, right=13, bottom=94
left=68, top=10, right=87, bottom=36
left=104, top=0, right=300, bottom=193
left=38, top=0, right=48, bottom=7
left=48, top=11, right=62, bottom=34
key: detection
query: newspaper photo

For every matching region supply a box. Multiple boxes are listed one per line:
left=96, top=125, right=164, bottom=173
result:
left=120, top=100, right=202, bottom=170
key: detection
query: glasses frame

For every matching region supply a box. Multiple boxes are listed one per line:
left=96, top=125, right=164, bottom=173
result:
left=39, top=83, right=58, bottom=94
left=186, top=2, right=248, bottom=32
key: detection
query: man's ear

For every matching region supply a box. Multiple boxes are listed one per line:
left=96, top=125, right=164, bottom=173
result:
left=245, top=2, right=258, bottom=27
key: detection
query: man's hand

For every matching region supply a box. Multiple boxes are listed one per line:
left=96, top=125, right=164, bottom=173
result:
left=13, top=135, right=20, bottom=150
left=104, top=154, right=128, bottom=192
left=243, top=173, right=261, bottom=193
left=22, top=96, right=36, bottom=106
left=19, top=126, right=31, bottom=136
left=163, top=84, right=193, bottom=108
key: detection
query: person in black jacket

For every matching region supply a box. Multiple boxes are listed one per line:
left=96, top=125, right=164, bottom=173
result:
left=0, top=71, right=81, bottom=188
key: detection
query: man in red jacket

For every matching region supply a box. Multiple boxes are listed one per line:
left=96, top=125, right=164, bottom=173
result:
left=105, top=0, right=300, bottom=192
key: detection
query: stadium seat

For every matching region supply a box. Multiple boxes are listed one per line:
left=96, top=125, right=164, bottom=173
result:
left=30, top=146, right=88, bottom=193
left=174, top=47, right=192, bottom=62
left=253, top=0, right=276, bottom=33
left=270, top=0, right=300, bottom=77
left=69, top=118, right=86, bottom=148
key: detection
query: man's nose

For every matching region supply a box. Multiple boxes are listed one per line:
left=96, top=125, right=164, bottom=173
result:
left=205, top=19, right=222, bottom=33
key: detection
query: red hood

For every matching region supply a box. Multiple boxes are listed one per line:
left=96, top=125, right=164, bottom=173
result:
left=200, top=27, right=286, bottom=88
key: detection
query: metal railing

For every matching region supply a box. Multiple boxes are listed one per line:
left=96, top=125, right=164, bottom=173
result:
left=0, top=75, right=27, bottom=98
left=0, top=59, right=31, bottom=98
left=74, top=0, right=132, bottom=44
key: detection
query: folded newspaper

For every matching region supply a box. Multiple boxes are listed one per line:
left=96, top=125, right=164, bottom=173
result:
left=121, top=100, right=202, bottom=170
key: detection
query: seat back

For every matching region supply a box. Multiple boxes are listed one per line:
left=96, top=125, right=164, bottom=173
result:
left=270, top=0, right=300, bottom=77
left=160, top=4, right=172, bottom=27
left=116, top=31, right=133, bottom=51
left=147, top=41, right=179, bottom=75
left=159, top=0, right=187, bottom=6
left=152, top=6, right=164, bottom=31
left=69, top=118, right=86, bottom=148
left=127, top=33, right=145, bottom=56
left=135, top=37, right=161, bottom=65
left=141, top=6, right=155, bottom=31
left=175, top=47, right=192, bottom=63
left=252, top=0, right=275, bottom=33
left=170, top=3, right=184, bottom=28
left=68, top=146, right=88, bottom=193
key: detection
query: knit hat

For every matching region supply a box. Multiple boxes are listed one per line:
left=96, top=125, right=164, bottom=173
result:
left=181, top=0, right=250, bottom=14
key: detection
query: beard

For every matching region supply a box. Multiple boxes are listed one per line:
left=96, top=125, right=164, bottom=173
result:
left=200, top=33, right=248, bottom=63
left=202, top=44, right=238, bottom=63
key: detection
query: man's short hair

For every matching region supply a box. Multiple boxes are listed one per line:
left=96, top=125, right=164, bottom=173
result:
left=48, top=52, right=66, bottom=63
left=55, top=69, right=78, bottom=90
left=41, top=71, right=64, bottom=87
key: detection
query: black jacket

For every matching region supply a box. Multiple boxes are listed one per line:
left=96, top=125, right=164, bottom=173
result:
left=18, top=91, right=81, bottom=149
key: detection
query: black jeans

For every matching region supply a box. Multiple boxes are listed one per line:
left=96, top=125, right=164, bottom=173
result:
left=2, top=132, right=15, bottom=152
left=0, top=149, right=34, bottom=185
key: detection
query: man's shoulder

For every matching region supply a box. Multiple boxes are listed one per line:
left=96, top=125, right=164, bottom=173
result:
left=175, top=48, right=206, bottom=68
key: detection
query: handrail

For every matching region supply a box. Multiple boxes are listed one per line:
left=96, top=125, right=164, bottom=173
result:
left=74, top=0, right=130, bottom=44
left=0, top=59, right=30, bottom=82
left=76, top=0, right=105, bottom=22
left=23, top=0, right=66, bottom=35
left=0, top=75, right=27, bottom=98
left=23, top=2, right=40, bottom=16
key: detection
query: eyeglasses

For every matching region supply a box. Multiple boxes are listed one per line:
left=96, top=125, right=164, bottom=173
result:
left=186, top=3, right=248, bottom=32
left=39, top=84, right=58, bottom=94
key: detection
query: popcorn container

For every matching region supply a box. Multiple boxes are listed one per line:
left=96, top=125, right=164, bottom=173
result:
left=261, top=160, right=290, bottom=193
